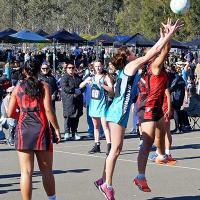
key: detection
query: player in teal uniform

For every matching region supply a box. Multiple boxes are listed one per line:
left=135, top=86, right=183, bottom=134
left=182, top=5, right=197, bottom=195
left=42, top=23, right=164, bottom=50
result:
left=93, top=19, right=183, bottom=200
left=80, top=61, right=113, bottom=154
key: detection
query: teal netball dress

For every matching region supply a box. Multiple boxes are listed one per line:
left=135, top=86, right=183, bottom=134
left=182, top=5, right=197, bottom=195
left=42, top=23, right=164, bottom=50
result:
left=89, top=76, right=109, bottom=118
left=106, top=70, right=140, bottom=128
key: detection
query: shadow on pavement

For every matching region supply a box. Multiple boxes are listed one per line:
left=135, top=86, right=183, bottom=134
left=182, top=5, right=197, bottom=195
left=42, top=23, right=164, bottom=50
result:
left=148, top=196, right=200, bottom=200
left=171, top=129, right=200, bottom=135
left=172, top=144, right=200, bottom=150
left=0, top=148, right=15, bottom=152
left=120, top=149, right=139, bottom=156
left=59, top=133, right=139, bottom=142
left=176, top=156, right=200, bottom=161
left=0, top=181, right=39, bottom=194
left=64, top=168, right=90, bottom=173
left=124, top=134, right=139, bottom=139
left=0, top=173, right=20, bottom=179
left=0, top=188, right=21, bottom=194
left=33, top=169, right=91, bottom=175
left=0, top=168, right=91, bottom=180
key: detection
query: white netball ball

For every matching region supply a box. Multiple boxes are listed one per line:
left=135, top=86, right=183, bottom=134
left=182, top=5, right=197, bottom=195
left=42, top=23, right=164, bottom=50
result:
left=170, top=0, right=190, bottom=14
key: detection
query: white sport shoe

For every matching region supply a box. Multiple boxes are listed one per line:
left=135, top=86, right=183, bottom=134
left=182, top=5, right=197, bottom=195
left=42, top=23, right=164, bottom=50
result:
left=64, top=133, right=71, bottom=141
left=74, top=133, right=81, bottom=140
left=131, top=130, right=138, bottom=135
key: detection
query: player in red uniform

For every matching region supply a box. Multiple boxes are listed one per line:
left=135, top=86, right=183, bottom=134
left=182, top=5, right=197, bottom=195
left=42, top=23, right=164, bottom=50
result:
left=152, top=80, right=177, bottom=164
left=134, top=20, right=174, bottom=192
left=8, top=60, right=61, bottom=200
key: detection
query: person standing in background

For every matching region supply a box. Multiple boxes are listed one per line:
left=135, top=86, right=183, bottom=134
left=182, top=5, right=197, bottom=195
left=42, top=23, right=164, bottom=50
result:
left=61, top=62, right=83, bottom=141
left=80, top=60, right=113, bottom=155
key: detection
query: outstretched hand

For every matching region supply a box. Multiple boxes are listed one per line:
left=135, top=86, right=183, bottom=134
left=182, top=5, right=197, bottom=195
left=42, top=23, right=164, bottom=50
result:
left=162, top=18, right=184, bottom=36
left=160, top=18, right=172, bottom=38
left=161, top=18, right=172, bottom=36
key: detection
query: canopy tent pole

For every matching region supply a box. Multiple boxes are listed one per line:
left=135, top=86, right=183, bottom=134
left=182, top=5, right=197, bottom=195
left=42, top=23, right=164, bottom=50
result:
left=53, top=38, right=56, bottom=74
left=65, top=43, right=67, bottom=52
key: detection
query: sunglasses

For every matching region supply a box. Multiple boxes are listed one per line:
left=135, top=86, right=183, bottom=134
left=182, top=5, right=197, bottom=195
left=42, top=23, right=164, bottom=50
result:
left=42, top=68, right=49, bottom=70
left=67, top=67, right=75, bottom=69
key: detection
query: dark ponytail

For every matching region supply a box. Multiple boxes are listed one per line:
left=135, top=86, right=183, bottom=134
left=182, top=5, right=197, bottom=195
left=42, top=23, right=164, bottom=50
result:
left=23, top=60, right=43, bottom=98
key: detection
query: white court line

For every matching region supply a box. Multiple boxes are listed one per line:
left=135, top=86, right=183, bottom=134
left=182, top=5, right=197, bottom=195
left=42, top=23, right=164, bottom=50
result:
left=55, top=135, right=200, bottom=149
left=54, top=150, right=200, bottom=171
left=55, top=144, right=93, bottom=148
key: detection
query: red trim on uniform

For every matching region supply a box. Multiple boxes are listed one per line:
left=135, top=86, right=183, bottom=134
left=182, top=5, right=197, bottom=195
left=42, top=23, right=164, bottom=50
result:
left=39, top=111, right=49, bottom=150
left=17, top=122, right=21, bottom=149
left=34, top=112, right=44, bottom=150
left=17, top=113, right=27, bottom=149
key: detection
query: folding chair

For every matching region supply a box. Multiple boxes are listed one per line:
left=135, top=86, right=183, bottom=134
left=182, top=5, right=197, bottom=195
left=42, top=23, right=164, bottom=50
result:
left=189, top=115, right=200, bottom=130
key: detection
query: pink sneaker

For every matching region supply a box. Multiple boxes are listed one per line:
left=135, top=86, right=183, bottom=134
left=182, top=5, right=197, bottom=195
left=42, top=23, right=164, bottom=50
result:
left=99, top=183, right=115, bottom=200
left=94, top=178, right=104, bottom=190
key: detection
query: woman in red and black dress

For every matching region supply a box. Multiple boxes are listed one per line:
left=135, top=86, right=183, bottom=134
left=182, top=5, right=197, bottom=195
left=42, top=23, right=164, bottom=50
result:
left=8, top=60, right=61, bottom=200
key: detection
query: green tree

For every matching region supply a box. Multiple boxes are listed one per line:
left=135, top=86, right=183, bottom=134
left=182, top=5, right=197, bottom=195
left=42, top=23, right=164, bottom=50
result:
left=116, top=0, right=142, bottom=35
left=0, top=0, right=199, bottom=41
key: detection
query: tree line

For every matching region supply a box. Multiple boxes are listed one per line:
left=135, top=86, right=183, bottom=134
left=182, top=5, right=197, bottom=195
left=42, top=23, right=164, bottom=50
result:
left=0, top=0, right=199, bottom=41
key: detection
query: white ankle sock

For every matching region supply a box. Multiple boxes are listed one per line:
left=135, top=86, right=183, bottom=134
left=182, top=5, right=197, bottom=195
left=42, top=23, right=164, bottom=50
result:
left=156, top=149, right=159, bottom=155
left=158, top=154, right=165, bottom=160
left=48, top=194, right=56, bottom=200
left=165, top=149, right=170, bottom=155
left=156, top=149, right=166, bottom=160
left=106, top=183, right=113, bottom=190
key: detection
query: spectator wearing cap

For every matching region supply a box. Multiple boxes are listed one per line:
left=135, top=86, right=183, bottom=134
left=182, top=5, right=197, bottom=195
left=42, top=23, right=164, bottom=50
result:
left=0, top=86, right=17, bottom=145
left=184, top=51, right=194, bottom=63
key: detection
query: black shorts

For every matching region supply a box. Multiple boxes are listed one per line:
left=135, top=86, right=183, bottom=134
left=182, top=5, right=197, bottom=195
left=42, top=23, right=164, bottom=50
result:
left=137, top=107, right=164, bottom=124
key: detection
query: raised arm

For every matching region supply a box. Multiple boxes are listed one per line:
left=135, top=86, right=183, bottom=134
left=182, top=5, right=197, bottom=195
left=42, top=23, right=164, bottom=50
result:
left=151, top=41, right=171, bottom=75
left=124, top=19, right=183, bottom=76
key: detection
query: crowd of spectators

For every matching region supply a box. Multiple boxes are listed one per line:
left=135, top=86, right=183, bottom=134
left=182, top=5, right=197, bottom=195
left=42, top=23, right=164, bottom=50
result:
left=0, top=46, right=200, bottom=149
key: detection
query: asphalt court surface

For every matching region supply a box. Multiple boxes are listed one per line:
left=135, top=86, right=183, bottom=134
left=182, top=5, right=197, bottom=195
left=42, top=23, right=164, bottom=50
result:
left=0, top=102, right=200, bottom=200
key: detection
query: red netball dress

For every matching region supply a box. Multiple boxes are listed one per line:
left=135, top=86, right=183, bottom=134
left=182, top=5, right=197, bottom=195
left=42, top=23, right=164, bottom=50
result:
left=15, top=82, right=53, bottom=151
left=137, top=66, right=168, bottom=122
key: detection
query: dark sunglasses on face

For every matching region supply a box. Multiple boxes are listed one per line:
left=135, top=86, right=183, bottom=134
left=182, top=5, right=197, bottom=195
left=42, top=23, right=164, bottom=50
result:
left=67, top=67, right=75, bottom=69
left=42, top=68, right=49, bottom=70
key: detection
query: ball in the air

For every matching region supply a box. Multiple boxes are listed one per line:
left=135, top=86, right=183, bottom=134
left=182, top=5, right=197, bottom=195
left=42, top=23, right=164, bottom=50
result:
left=170, top=0, right=190, bottom=14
